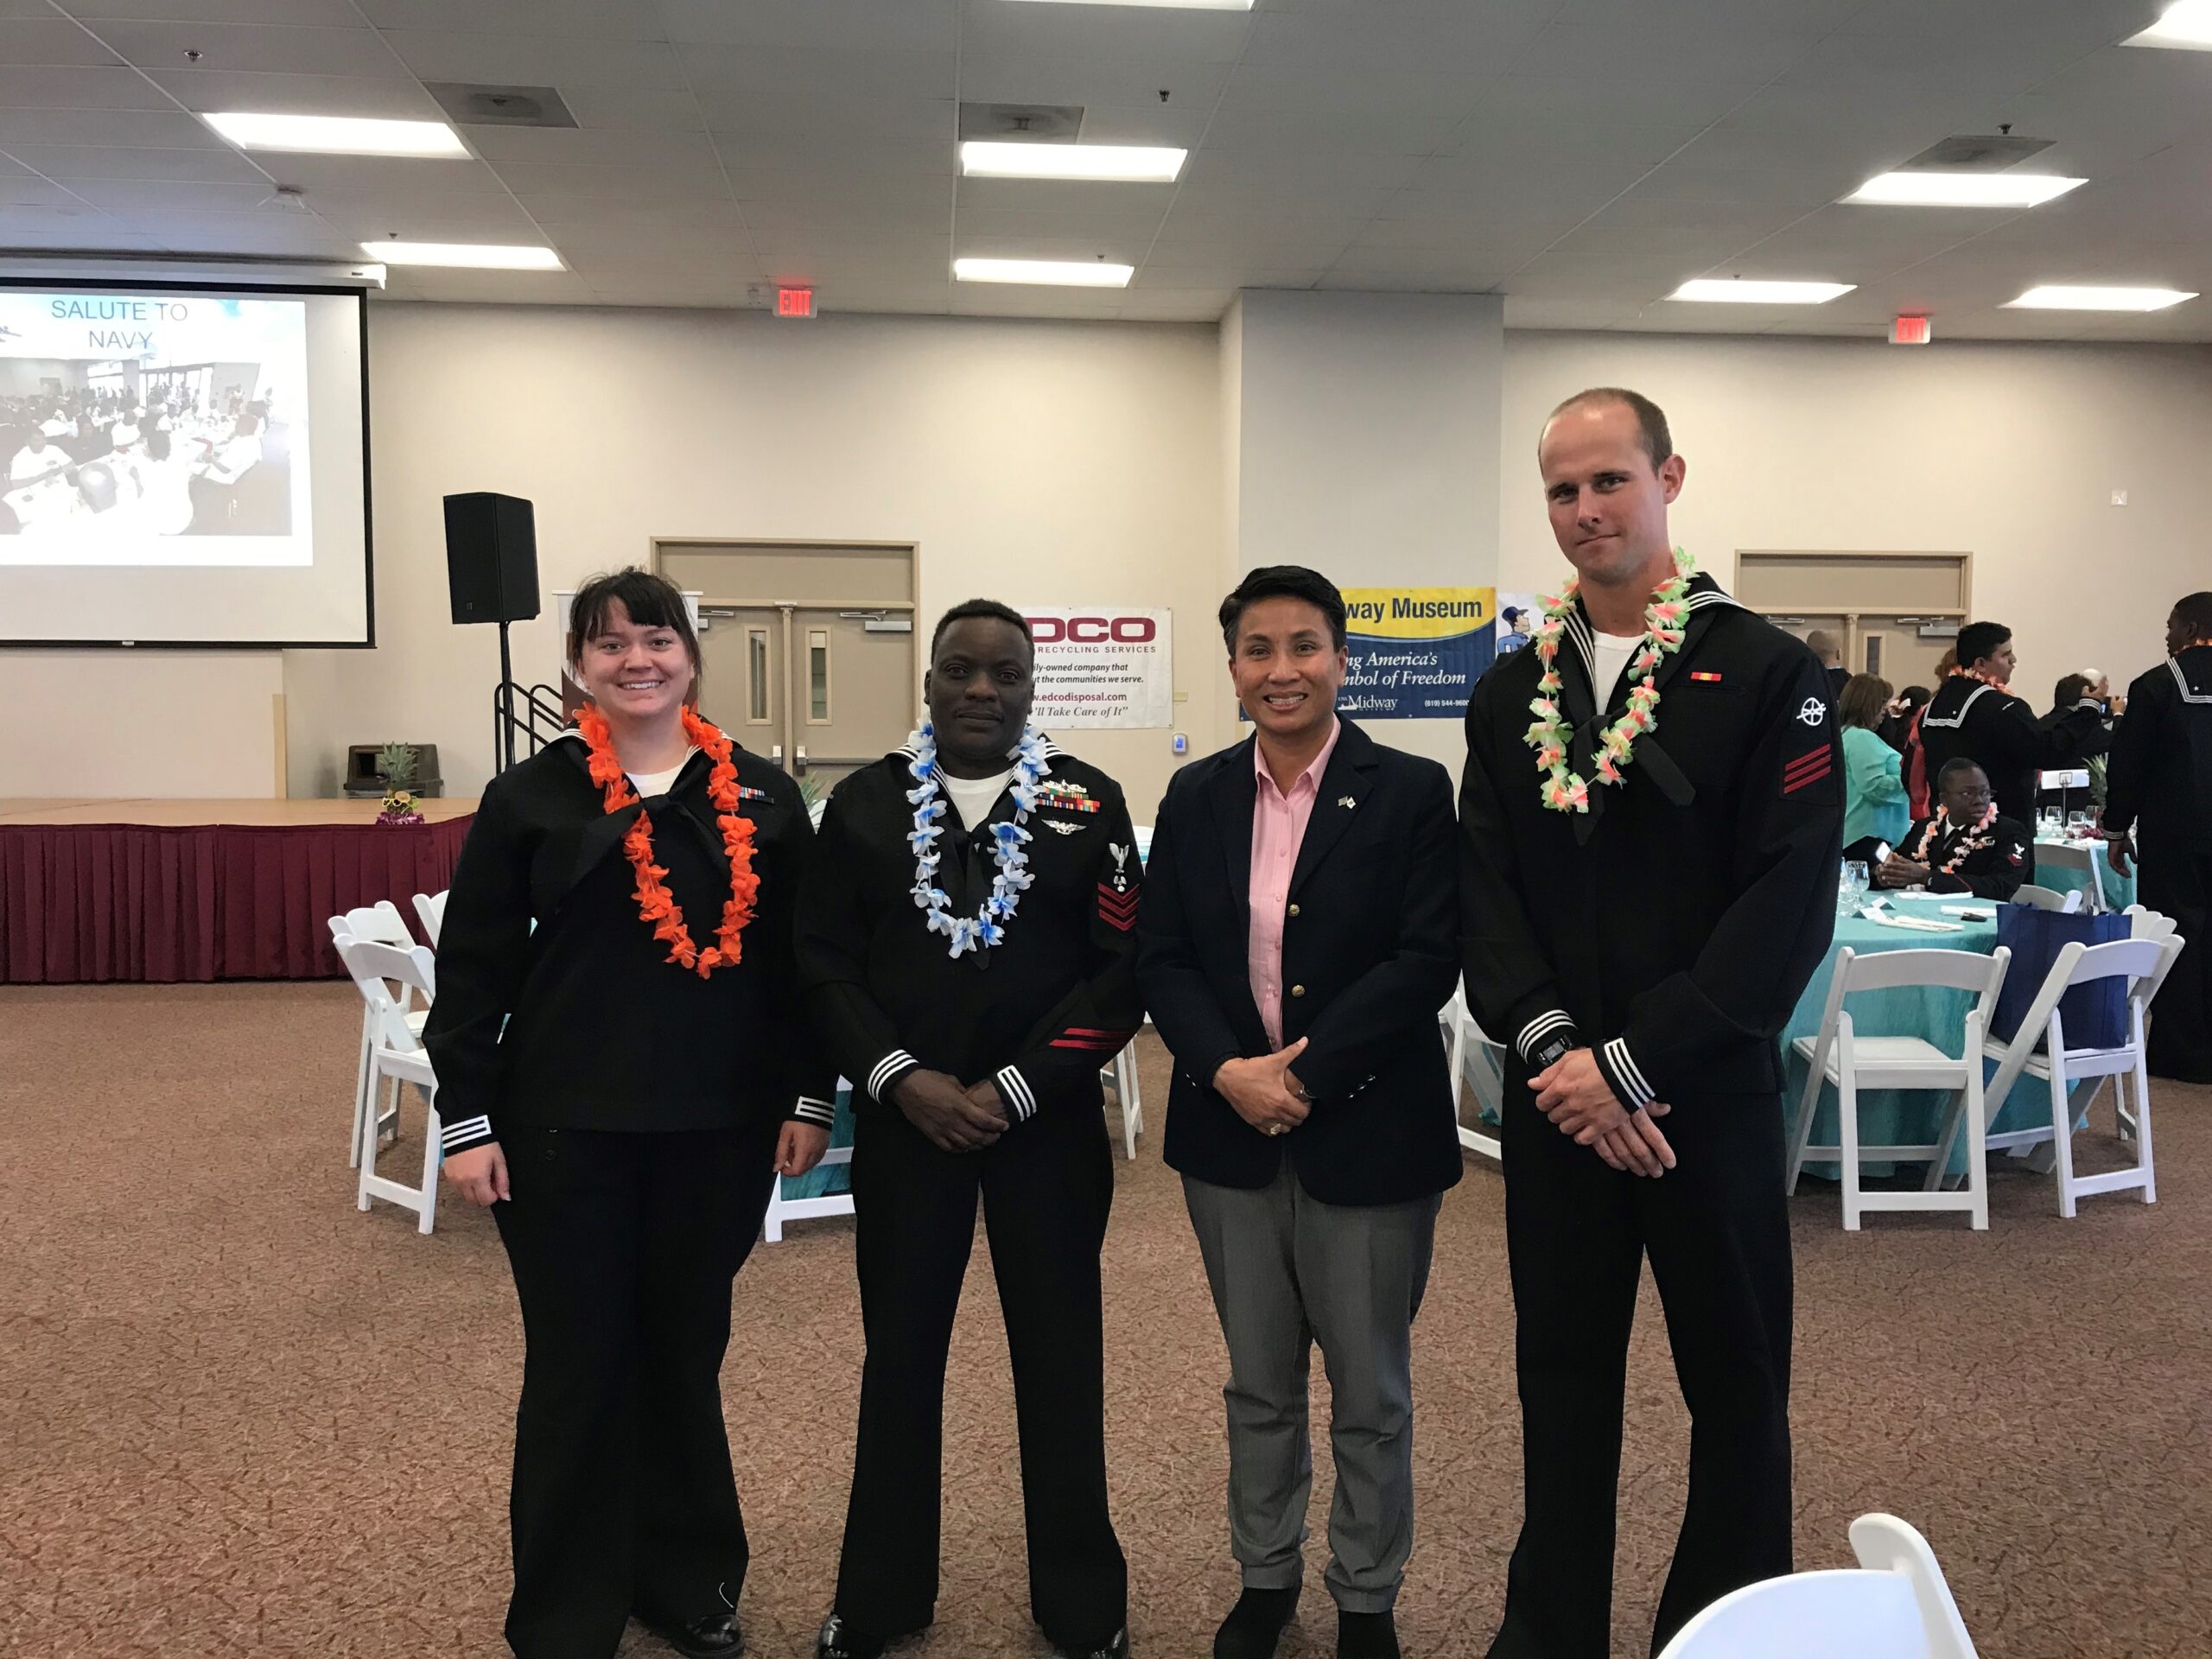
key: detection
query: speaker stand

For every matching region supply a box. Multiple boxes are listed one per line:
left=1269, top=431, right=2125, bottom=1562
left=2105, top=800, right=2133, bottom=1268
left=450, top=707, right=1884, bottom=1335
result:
left=498, top=619, right=516, bottom=772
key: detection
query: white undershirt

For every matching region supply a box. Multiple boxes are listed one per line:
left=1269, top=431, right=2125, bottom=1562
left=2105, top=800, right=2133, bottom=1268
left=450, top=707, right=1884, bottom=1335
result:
left=626, top=747, right=697, bottom=798
left=943, top=767, right=1015, bottom=830
left=1591, top=630, right=1644, bottom=710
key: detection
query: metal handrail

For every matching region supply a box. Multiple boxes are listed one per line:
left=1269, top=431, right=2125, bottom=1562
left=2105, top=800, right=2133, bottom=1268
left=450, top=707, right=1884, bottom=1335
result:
left=493, top=680, right=568, bottom=773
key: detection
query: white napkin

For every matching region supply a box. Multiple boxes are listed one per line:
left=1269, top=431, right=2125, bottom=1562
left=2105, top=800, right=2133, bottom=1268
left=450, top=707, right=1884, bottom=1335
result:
left=1868, top=912, right=1966, bottom=932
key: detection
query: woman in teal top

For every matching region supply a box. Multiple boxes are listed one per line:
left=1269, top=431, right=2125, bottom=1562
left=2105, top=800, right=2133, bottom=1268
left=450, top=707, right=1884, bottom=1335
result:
left=1840, top=672, right=1909, bottom=862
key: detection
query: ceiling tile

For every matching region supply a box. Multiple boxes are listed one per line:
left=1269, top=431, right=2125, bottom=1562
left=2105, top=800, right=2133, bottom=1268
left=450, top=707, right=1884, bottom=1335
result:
left=552, top=87, right=703, bottom=130
left=0, top=109, right=222, bottom=148
left=94, top=22, right=403, bottom=77
left=0, top=177, right=102, bottom=209
left=252, top=153, right=509, bottom=194
left=0, top=18, right=126, bottom=66
left=379, top=31, right=690, bottom=91
left=698, top=90, right=954, bottom=143
left=685, top=44, right=955, bottom=102
left=353, top=0, right=671, bottom=37
left=462, top=124, right=719, bottom=166
left=335, top=197, right=541, bottom=238
left=1202, top=102, right=1476, bottom=156
left=0, top=63, right=175, bottom=108
left=658, top=0, right=956, bottom=53
left=956, top=54, right=1230, bottom=110
left=1242, top=7, right=1549, bottom=76
left=489, top=160, right=731, bottom=200
left=142, top=67, right=446, bottom=118
left=0, top=144, right=267, bottom=183
left=66, top=0, right=366, bottom=20
left=957, top=0, right=1254, bottom=67
left=58, top=177, right=286, bottom=213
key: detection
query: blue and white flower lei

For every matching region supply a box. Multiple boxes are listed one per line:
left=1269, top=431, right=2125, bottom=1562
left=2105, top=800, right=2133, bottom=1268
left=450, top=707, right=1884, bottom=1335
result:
left=906, top=721, right=1051, bottom=958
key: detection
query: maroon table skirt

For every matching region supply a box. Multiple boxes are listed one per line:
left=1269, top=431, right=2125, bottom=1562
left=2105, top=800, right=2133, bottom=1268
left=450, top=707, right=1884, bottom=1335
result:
left=0, top=817, right=474, bottom=984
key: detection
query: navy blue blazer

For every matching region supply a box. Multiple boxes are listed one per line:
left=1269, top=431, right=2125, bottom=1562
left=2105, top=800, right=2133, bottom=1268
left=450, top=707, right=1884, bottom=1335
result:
left=1136, top=717, right=1464, bottom=1206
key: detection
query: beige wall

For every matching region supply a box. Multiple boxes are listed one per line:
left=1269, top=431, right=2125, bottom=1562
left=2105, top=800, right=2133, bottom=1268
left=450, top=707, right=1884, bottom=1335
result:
left=1500, top=332, right=2212, bottom=699
left=283, top=302, right=1228, bottom=816
left=0, top=650, right=281, bottom=798
left=12, top=311, right=2212, bottom=805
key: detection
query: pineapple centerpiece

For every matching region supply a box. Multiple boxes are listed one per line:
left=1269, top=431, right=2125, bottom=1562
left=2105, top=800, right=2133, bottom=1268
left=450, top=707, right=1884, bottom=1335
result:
left=376, top=741, right=425, bottom=826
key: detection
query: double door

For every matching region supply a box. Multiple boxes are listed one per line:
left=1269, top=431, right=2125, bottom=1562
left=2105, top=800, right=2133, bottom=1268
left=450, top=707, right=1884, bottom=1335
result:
left=708, top=602, right=913, bottom=794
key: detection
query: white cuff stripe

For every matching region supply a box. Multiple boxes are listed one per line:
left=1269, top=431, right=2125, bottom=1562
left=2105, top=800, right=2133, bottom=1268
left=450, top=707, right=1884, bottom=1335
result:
left=794, top=1097, right=836, bottom=1125
left=1604, top=1039, right=1656, bottom=1108
left=996, top=1065, right=1037, bottom=1122
left=440, top=1115, right=492, bottom=1147
left=868, top=1050, right=917, bottom=1100
left=1516, top=1011, right=1574, bottom=1060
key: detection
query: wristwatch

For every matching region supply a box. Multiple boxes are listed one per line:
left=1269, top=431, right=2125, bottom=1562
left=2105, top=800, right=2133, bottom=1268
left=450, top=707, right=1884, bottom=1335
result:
left=1530, top=1032, right=1575, bottom=1071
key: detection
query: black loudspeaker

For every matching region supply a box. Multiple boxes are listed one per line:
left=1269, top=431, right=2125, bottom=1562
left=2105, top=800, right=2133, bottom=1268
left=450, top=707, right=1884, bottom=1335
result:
left=443, top=492, right=540, bottom=624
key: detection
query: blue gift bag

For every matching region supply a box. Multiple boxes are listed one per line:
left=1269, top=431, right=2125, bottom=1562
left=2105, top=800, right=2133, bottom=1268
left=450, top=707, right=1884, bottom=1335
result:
left=1990, top=906, right=2130, bottom=1051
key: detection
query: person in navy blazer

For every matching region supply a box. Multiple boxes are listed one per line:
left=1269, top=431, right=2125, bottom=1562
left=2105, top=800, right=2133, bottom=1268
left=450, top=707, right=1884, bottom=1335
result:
left=1137, top=565, right=1461, bottom=1659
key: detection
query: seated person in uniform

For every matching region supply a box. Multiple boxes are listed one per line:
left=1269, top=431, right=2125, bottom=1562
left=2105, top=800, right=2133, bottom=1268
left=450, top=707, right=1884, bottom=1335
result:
left=1876, top=758, right=2031, bottom=902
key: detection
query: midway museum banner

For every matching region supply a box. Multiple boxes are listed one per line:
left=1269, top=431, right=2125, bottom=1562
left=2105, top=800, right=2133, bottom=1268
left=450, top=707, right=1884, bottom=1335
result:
left=1338, top=585, right=1498, bottom=720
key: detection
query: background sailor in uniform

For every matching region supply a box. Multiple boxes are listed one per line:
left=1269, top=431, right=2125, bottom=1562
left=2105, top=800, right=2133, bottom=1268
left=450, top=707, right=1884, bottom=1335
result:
left=2104, top=591, right=2212, bottom=1082
left=802, top=601, right=1139, bottom=1659
left=1878, top=759, right=2032, bottom=903
left=1459, top=388, right=1842, bottom=1659
left=1919, top=620, right=2109, bottom=851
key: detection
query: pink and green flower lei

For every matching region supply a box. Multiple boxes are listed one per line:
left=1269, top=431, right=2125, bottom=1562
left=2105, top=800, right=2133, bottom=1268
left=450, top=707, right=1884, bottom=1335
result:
left=1524, top=546, right=1695, bottom=814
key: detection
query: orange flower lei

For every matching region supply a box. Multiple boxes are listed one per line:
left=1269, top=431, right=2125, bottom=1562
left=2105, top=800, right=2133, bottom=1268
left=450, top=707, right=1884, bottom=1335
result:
left=575, top=702, right=759, bottom=977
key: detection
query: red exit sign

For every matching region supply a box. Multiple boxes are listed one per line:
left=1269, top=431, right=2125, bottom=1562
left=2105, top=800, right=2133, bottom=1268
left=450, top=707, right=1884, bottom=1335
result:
left=775, top=285, right=816, bottom=319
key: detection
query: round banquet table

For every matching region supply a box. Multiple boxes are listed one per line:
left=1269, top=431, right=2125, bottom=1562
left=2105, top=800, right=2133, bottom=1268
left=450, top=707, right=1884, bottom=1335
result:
left=2032, top=836, right=2136, bottom=912
left=1784, top=896, right=2088, bottom=1184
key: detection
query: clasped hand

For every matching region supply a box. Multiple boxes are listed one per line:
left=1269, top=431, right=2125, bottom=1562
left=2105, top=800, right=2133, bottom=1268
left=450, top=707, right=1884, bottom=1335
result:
left=1213, top=1036, right=1311, bottom=1136
left=893, top=1067, right=1011, bottom=1153
left=1529, top=1047, right=1675, bottom=1178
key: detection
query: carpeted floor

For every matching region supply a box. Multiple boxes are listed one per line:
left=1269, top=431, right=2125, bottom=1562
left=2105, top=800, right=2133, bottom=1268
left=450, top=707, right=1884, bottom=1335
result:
left=2, top=982, right=2207, bottom=1658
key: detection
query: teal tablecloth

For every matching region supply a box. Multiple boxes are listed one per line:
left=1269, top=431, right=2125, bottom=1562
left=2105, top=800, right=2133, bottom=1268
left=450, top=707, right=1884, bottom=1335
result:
left=780, top=1084, right=855, bottom=1200
left=2033, top=837, right=2136, bottom=912
left=1784, top=901, right=2087, bottom=1182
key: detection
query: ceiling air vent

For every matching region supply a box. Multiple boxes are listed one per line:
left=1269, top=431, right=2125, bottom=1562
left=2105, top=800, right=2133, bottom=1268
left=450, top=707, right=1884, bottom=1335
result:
left=958, top=103, right=1085, bottom=143
left=1897, top=132, right=2054, bottom=172
left=423, top=83, right=579, bottom=130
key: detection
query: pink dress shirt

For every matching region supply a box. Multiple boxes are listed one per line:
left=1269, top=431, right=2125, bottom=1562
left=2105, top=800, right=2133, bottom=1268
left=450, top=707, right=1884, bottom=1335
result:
left=1249, top=718, right=1342, bottom=1051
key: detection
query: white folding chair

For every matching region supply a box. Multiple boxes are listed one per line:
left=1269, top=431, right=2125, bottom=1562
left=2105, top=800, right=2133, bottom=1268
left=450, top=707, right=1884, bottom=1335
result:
left=2070, top=907, right=2181, bottom=1136
left=2031, top=842, right=2103, bottom=913
left=1658, top=1512, right=1978, bottom=1659
left=412, top=888, right=448, bottom=948
left=333, top=933, right=443, bottom=1234
left=1981, top=935, right=2181, bottom=1217
left=2013, top=884, right=2081, bottom=913
left=762, top=1077, right=855, bottom=1243
left=1786, top=945, right=2012, bottom=1230
left=1101, top=1043, right=1143, bottom=1160
left=327, top=904, right=429, bottom=1168
left=1440, top=985, right=1504, bottom=1163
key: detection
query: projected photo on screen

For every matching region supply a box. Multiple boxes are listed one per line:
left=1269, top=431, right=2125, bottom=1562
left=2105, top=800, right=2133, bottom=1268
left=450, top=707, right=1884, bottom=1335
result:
left=0, top=290, right=310, bottom=562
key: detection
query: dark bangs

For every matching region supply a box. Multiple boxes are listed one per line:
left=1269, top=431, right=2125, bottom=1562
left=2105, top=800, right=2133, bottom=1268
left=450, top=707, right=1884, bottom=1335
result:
left=566, top=567, right=702, bottom=673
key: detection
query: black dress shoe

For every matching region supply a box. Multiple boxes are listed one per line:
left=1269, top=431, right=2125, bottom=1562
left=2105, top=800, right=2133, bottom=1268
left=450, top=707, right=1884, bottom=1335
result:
left=815, top=1614, right=887, bottom=1659
left=1053, top=1625, right=1130, bottom=1659
left=1215, top=1586, right=1300, bottom=1659
left=1337, top=1609, right=1400, bottom=1659
left=646, top=1610, right=744, bottom=1659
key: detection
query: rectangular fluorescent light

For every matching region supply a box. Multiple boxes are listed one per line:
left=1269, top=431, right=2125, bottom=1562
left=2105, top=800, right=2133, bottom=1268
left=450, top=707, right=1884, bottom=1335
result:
left=204, top=111, right=466, bottom=156
left=2125, top=0, right=2212, bottom=48
left=1007, top=0, right=1252, bottom=9
left=1668, top=278, right=1854, bottom=304
left=954, top=257, right=1133, bottom=287
left=1846, top=172, right=2086, bottom=207
left=959, top=141, right=1186, bottom=183
left=2005, top=284, right=2197, bottom=311
left=367, top=241, right=563, bottom=270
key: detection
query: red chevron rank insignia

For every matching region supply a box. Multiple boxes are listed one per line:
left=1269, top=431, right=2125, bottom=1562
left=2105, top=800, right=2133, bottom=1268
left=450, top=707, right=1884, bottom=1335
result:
left=1783, top=746, right=1832, bottom=795
left=1097, top=882, right=1139, bottom=932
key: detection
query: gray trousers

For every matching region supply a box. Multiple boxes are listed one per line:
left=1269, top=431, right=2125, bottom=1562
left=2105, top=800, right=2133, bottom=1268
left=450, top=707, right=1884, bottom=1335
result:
left=1183, top=1162, right=1440, bottom=1613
